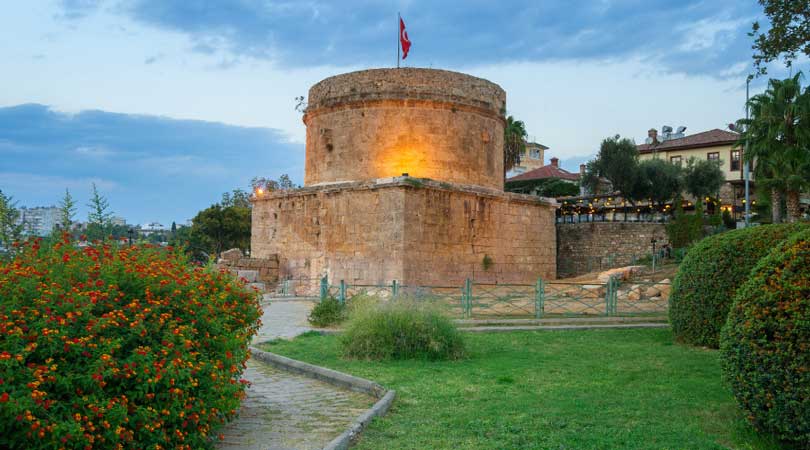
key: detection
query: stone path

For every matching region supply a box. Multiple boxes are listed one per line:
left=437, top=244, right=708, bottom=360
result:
left=218, top=298, right=373, bottom=450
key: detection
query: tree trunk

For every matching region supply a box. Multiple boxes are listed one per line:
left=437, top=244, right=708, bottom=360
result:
left=786, top=190, right=801, bottom=223
left=771, top=188, right=783, bottom=224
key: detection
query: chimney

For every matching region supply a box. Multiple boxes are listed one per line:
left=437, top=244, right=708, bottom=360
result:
left=579, top=164, right=586, bottom=175
left=550, top=157, right=559, bottom=168
left=648, top=128, right=658, bottom=144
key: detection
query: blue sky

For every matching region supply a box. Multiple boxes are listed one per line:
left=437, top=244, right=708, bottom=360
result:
left=0, top=0, right=801, bottom=225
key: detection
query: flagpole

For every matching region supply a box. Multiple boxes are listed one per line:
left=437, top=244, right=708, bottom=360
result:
left=397, top=12, right=400, bottom=68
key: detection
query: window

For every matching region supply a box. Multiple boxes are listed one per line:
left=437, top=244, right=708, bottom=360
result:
left=731, top=150, right=741, bottom=171
left=529, top=148, right=541, bottom=160
left=707, top=152, right=720, bottom=161
left=670, top=155, right=682, bottom=166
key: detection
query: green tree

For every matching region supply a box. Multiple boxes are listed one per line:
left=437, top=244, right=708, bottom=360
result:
left=250, top=174, right=296, bottom=193
left=737, top=74, right=810, bottom=222
left=582, top=135, right=640, bottom=198
left=86, top=183, right=113, bottom=240
left=0, top=190, right=23, bottom=253
left=636, top=158, right=683, bottom=206
left=57, top=188, right=77, bottom=232
left=683, top=157, right=724, bottom=208
left=751, top=0, right=810, bottom=76
left=190, top=203, right=250, bottom=256
left=171, top=221, right=177, bottom=234
left=221, top=189, right=251, bottom=208
left=504, top=116, right=527, bottom=175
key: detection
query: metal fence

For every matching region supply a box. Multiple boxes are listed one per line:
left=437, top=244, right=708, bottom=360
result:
left=311, top=276, right=670, bottom=319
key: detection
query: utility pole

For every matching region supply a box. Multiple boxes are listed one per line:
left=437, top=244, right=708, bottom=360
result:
left=744, top=77, right=751, bottom=227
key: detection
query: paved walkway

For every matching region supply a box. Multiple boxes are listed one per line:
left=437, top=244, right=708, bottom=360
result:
left=218, top=298, right=373, bottom=450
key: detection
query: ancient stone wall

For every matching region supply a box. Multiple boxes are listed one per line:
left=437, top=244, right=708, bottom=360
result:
left=303, top=68, right=506, bottom=190
left=556, top=222, right=669, bottom=278
left=217, top=250, right=280, bottom=286
left=251, top=178, right=556, bottom=290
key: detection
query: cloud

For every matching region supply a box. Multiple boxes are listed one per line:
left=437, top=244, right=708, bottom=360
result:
left=55, top=0, right=762, bottom=76
left=0, top=104, right=303, bottom=224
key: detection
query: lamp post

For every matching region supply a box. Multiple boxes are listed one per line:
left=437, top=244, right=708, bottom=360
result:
left=744, top=77, right=751, bottom=227
left=650, top=237, right=657, bottom=273
left=127, top=228, right=134, bottom=247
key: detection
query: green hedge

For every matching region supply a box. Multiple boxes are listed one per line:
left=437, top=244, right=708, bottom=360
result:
left=720, top=228, right=810, bottom=444
left=669, top=223, right=806, bottom=348
left=0, top=237, right=261, bottom=449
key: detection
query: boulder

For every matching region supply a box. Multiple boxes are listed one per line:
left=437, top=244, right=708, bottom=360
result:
left=644, top=287, right=661, bottom=297
left=221, top=248, right=243, bottom=262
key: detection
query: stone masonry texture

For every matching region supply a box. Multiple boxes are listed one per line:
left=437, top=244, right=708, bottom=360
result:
left=556, top=222, right=668, bottom=278
left=252, top=178, right=557, bottom=288
left=303, top=68, right=506, bottom=190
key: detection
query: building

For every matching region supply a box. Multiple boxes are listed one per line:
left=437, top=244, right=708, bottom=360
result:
left=139, top=222, right=166, bottom=236
left=637, top=127, right=752, bottom=218
left=111, top=216, right=127, bottom=227
left=505, top=157, right=582, bottom=196
left=18, top=206, right=60, bottom=236
left=509, top=141, right=548, bottom=176
left=251, top=68, right=558, bottom=290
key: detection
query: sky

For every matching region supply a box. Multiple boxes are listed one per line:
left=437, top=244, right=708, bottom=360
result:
left=0, top=0, right=803, bottom=225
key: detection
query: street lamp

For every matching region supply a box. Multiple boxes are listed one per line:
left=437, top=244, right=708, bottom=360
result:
left=127, top=228, right=134, bottom=247
left=650, top=237, right=658, bottom=273
left=744, top=77, right=751, bottom=227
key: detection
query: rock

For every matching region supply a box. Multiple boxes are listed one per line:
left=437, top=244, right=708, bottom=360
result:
left=221, top=248, right=243, bottom=262
left=644, top=287, right=661, bottom=297
left=627, top=290, right=641, bottom=301
left=237, top=270, right=259, bottom=283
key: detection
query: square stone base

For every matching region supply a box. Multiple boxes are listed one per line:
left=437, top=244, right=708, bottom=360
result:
left=251, top=177, right=557, bottom=289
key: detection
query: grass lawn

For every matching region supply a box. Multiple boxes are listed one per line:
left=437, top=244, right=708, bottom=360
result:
left=260, top=328, right=784, bottom=450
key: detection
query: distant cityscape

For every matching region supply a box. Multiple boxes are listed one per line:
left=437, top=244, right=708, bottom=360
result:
left=16, top=205, right=190, bottom=237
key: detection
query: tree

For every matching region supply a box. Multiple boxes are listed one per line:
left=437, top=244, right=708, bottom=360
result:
left=0, top=190, right=23, bottom=252
left=636, top=159, right=683, bottom=206
left=190, top=203, right=250, bottom=256
left=737, top=74, right=810, bottom=222
left=751, top=0, right=810, bottom=76
left=250, top=174, right=296, bottom=193
left=221, top=189, right=251, bottom=208
left=57, top=188, right=77, bottom=231
left=582, top=135, right=640, bottom=198
left=171, top=221, right=177, bottom=234
left=86, top=183, right=113, bottom=240
left=683, top=157, right=725, bottom=207
left=504, top=116, right=527, bottom=175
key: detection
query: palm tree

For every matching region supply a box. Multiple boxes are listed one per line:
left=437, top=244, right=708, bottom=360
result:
left=504, top=115, right=528, bottom=176
left=737, top=73, right=810, bottom=222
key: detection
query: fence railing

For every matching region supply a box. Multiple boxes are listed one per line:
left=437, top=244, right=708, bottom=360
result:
left=308, top=276, right=670, bottom=319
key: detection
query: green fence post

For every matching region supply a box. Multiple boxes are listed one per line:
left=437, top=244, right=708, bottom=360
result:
left=339, top=280, right=346, bottom=305
left=535, top=278, right=545, bottom=319
left=319, top=275, right=328, bottom=302
left=605, top=276, right=613, bottom=316
left=464, top=278, right=473, bottom=318
left=392, top=279, right=399, bottom=297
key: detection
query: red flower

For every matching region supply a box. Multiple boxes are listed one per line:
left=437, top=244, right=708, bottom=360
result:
left=0, top=392, right=9, bottom=402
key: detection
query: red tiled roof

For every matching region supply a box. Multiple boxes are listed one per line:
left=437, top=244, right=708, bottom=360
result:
left=507, top=164, right=580, bottom=182
left=637, top=129, right=739, bottom=154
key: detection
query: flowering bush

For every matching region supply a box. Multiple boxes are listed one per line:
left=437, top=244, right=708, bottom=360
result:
left=0, top=236, right=261, bottom=449
left=720, top=228, right=810, bottom=444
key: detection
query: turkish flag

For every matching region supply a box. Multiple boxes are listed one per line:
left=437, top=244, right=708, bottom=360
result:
left=400, top=17, right=411, bottom=59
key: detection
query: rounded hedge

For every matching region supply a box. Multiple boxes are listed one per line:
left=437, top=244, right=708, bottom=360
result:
left=340, top=300, right=465, bottom=361
left=720, top=228, right=810, bottom=444
left=669, top=223, right=806, bottom=348
left=0, top=237, right=261, bottom=449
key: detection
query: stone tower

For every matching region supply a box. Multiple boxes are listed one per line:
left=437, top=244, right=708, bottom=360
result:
left=251, top=68, right=557, bottom=290
left=303, top=68, right=505, bottom=190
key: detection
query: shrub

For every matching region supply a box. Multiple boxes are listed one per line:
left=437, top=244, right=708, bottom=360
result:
left=669, top=223, right=806, bottom=348
left=340, top=300, right=465, bottom=361
left=307, top=297, right=346, bottom=327
left=0, top=236, right=261, bottom=450
left=720, top=229, right=810, bottom=444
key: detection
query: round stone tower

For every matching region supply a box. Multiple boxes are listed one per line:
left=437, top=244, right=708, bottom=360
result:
left=303, top=68, right=506, bottom=190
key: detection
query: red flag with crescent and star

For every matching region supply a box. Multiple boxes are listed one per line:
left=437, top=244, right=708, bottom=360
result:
left=400, top=17, right=411, bottom=59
